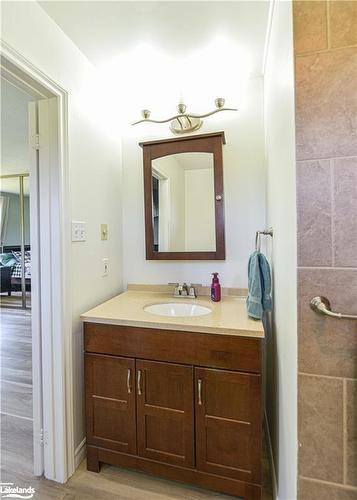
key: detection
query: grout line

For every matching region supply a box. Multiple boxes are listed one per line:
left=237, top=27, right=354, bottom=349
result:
left=343, top=379, right=347, bottom=484
left=298, top=266, right=357, bottom=271
left=326, top=0, right=331, bottom=49
left=300, top=475, right=357, bottom=491
left=297, top=155, right=357, bottom=163
left=330, top=159, right=335, bottom=267
left=299, top=372, right=357, bottom=382
left=0, top=410, right=33, bottom=422
left=295, top=43, right=357, bottom=58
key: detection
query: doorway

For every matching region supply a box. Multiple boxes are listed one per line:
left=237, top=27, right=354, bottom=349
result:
left=0, top=45, right=74, bottom=486
left=0, top=78, right=36, bottom=483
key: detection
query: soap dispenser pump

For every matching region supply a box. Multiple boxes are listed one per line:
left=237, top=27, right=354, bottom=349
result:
left=211, top=272, right=221, bottom=302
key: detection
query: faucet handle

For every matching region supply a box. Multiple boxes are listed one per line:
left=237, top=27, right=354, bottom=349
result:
left=168, top=282, right=181, bottom=297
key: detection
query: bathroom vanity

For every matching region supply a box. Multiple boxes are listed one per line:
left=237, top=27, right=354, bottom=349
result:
left=82, top=287, right=264, bottom=499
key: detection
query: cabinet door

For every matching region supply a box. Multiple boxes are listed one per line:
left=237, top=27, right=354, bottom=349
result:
left=195, top=368, right=261, bottom=483
left=136, top=360, right=194, bottom=467
left=85, top=353, right=136, bottom=454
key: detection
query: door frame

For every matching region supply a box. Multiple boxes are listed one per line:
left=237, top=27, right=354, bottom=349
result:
left=0, top=41, right=74, bottom=483
left=152, top=167, right=170, bottom=252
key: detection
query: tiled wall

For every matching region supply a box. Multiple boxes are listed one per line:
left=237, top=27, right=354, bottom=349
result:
left=293, top=1, right=357, bottom=498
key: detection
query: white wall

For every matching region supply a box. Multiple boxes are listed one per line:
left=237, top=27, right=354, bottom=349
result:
left=185, top=168, right=215, bottom=251
left=264, top=1, right=297, bottom=499
left=1, top=1, right=123, bottom=452
left=152, top=155, right=186, bottom=251
left=122, top=76, right=266, bottom=288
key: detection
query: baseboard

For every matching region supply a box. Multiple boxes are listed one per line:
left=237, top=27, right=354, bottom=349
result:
left=74, top=437, right=86, bottom=469
left=264, top=412, right=278, bottom=499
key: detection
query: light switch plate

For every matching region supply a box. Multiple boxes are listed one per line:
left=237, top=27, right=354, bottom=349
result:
left=101, top=224, right=108, bottom=241
left=72, top=221, right=86, bottom=242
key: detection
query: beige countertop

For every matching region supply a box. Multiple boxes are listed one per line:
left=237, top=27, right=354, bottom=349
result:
left=81, top=288, right=264, bottom=339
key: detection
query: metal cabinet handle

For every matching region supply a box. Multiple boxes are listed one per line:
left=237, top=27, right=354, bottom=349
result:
left=198, top=379, right=202, bottom=405
left=137, top=369, right=142, bottom=395
left=310, top=296, right=357, bottom=320
left=127, top=368, right=132, bottom=394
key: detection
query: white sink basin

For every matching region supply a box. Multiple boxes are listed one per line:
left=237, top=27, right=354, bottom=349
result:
left=144, top=302, right=212, bottom=317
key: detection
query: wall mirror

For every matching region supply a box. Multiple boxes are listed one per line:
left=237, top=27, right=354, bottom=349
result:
left=140, top=132, right=226, bottom=260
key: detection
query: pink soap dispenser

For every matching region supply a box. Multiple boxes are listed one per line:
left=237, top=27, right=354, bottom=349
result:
left=211, top=272, right=221, bottom=302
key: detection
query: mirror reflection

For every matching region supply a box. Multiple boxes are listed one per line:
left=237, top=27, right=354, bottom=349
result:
left=151, top=152, right=216, bottom=252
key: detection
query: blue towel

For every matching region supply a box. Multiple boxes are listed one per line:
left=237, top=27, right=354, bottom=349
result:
left=246, top=251, right=272, bottom=320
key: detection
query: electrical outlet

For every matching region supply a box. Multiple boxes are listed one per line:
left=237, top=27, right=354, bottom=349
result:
left=72, top=221, right=86, bottom=242
left=101, top=224, right=108, bottom=240
left=102, top=258, right=109, bottom=277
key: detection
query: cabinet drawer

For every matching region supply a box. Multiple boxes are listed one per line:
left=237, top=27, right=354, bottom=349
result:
left=84, top=323, right=261, bottom=373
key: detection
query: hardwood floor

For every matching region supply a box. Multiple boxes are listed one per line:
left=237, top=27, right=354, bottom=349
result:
left=0, top=291, right=31, bottom=308
left=0, top=307, right=273, bottom=499
left=0, top=306, right=34, bottom=490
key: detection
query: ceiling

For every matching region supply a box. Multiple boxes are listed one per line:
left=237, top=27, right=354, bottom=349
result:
left=39, top=1, right=270, bottom=75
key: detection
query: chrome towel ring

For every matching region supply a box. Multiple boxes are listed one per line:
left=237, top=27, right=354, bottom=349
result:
left=255, top=228, right=273, bottom=252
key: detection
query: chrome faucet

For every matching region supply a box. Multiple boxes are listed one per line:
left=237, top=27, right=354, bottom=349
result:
left=168, top=282, right=200, bottom=299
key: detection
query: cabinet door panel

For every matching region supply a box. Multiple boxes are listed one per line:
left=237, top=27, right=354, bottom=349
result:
left=85, top=354, right=136, bottom=454
left=137, top=360, right=194, bottom=467
left=195, top=368, right=261, bottom=483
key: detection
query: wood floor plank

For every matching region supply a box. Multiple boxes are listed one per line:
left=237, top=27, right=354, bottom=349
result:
left=1, top=413, right=33, bottom=476
left=1, top=379, right=33, bottom=418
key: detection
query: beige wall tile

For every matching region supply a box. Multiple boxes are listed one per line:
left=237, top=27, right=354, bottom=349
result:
left=295, top=47, right=357, bottom=160
left=333, top=157, right=357, bottom=267
left=347, top=380, right=357, bottom=486
left=298, top=268, right=357, bottom=378
left=293, top=1, right=328, bottom=54
left=297, top=160, right=332, bottom=266
left=330, top=1, right=357, bottom=49
left=299, top=477, right=357, bottom=499
left=299, top=374, right=343, bottom=482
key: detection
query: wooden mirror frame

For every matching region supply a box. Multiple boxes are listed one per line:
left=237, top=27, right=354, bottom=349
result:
left=140, top=131, right=226, bottom=260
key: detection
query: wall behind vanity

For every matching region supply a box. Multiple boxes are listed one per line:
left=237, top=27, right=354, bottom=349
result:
left=122, top=76, right=266, bottom=288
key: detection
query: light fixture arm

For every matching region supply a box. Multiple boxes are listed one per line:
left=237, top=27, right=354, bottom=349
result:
left=132, top=98, right=238, bottom=134
left=132, top=107, right=237, bottom=126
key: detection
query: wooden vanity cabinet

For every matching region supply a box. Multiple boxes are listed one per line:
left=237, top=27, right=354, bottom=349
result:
left=84, top=323, right=263, bottom=500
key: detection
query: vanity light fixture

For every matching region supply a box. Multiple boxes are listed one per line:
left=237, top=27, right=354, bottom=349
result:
left=132, top=98, right=237, bottom=135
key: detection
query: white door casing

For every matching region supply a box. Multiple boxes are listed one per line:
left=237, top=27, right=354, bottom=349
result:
left=28, top=100, right=44, bottom=477
left=1, top=41, right=74, bottom=483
